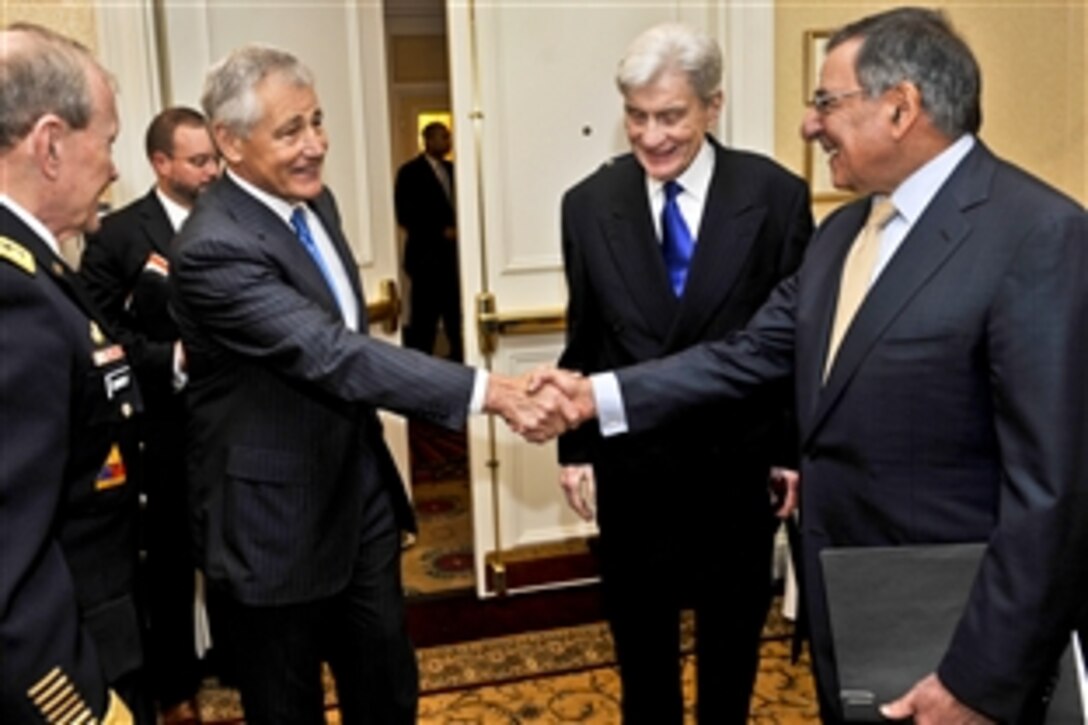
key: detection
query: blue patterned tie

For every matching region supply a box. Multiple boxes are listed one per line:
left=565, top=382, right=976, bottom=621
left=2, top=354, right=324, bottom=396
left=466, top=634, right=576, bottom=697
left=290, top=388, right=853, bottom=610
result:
left=290, top=206, right=337, bottom=297
left=661, top=180, right=694, bottom=296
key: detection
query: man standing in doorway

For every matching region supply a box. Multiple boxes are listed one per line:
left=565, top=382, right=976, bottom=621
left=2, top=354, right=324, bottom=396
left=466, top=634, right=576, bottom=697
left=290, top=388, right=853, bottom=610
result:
left=395, top=121, right=462, bottom=361
left=555, top=22, right=813, bottom=724
left=81, top=106, right=220, bottom=724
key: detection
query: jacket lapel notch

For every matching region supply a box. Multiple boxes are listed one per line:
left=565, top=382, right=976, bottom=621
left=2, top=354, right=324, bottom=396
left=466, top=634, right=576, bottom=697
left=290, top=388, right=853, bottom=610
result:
left=141, top=191, right=175, bottom=256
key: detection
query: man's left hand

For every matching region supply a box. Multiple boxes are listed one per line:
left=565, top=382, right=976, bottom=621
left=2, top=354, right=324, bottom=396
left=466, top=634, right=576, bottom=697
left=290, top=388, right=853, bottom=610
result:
left=881, top=673, right=994, bottom=724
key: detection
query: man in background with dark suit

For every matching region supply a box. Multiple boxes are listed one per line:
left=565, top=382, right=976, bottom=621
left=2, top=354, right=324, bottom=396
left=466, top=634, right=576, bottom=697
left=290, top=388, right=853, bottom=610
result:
left=81, top=106, right=219, bottom=725
left=555, top=22, right=812, bottom=724
left=534, top=8, right=1087, bottom=724
left=395, top=121, right=462, bottom=361
left=171, top=44, right=566, bottom=725
left=1, top=22, right=143, bottom=724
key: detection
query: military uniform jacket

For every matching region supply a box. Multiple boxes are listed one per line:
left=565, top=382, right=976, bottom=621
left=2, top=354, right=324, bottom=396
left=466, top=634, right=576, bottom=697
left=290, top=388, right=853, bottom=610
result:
left=0, top=204, right=143, bottom=723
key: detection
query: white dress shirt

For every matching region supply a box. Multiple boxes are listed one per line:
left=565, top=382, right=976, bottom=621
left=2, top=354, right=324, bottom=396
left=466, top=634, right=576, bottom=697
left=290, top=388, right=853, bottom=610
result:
left=1, top=194, right=62, bottom=257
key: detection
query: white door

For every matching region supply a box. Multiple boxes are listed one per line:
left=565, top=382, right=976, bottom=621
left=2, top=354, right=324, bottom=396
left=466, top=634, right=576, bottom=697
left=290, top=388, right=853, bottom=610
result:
left=447, top=1, right=775, bottom=596
left=157, top=1, right=412, bottom=479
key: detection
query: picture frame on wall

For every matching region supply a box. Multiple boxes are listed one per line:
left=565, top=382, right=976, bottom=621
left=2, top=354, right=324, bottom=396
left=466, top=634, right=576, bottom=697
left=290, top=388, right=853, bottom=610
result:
left=803, top=29, right=854, bottom=203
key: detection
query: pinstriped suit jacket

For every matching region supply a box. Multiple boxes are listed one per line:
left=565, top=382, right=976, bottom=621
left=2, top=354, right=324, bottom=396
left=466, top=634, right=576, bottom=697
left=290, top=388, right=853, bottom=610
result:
left=171, top=176, right=475, bottom=606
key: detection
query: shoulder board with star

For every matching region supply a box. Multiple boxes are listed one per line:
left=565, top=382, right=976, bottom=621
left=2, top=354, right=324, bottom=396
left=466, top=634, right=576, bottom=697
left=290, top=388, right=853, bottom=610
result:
left=0, top=235, right=36, bottom=275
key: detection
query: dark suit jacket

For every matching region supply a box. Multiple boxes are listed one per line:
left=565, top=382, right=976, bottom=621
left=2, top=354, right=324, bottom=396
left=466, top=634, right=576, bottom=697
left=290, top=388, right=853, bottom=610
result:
left=170, top=176, right=475, bottom=606
left=1, top=205, right=143, bottom=721
left=82, top=189, right=177, bottom=399
left=81, top=188, right=187, bottom=517
left=557, top=140, right=813, bottom=539
left=394, top=153, right=455, bottom=278
left=615, top=142, right=1088, bottom=721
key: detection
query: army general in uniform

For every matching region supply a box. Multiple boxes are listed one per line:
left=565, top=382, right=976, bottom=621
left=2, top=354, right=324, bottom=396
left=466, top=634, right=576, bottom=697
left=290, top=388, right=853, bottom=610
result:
left=1, top=23, right=144, bottom=724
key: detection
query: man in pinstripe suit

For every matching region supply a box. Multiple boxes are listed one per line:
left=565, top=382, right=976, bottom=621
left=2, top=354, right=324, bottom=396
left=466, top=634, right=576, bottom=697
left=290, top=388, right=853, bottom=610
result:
left=170, top=45, right=563, bottom=725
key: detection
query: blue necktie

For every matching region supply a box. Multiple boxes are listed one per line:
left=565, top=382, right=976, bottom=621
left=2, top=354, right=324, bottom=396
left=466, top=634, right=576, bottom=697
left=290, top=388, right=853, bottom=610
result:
left=290, top=206, right=338, bottom=297
left=661, top=180, right=694, bottom=296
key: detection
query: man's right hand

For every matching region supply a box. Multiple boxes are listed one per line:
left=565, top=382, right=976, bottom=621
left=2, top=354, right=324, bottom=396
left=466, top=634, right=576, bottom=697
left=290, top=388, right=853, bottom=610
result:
left=526, top=367, right=597, bottom=431
left=484, top=372, right=574, bottom=443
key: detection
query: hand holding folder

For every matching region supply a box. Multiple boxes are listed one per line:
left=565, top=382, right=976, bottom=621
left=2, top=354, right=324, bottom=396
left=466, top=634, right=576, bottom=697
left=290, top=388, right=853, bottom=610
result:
left=820, top=543, right=1083, bottom=723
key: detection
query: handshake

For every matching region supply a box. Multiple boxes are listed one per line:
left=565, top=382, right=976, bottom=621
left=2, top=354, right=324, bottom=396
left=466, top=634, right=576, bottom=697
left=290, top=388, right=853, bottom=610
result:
left=483, top=367, right=597, bottom=443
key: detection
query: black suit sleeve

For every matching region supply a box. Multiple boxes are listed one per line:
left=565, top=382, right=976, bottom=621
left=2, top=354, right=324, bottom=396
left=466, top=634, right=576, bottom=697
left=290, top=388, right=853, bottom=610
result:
left=616, top=270, right=800, bottom=434
left=765, top=177, right=813, bottom=469
left=81, top=223, right=174, bottom=386
left=937, top=209, right=1088, bottom=718
left=556, top=188, right=605, bottom=465
left=172, top=229, right=475, bottom=429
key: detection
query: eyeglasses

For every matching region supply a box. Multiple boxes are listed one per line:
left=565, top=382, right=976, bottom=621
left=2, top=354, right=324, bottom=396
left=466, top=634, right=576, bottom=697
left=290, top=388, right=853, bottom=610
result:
left=806, top=88, right=866, bottom=115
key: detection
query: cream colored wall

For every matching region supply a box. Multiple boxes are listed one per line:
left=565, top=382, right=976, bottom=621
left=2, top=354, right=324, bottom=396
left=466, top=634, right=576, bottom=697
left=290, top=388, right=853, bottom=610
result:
left=8, top=2, right=1081, bottom=217
left=775, top=2, right=1086, bottom=220
left=1, top=0, right=98, bottom=53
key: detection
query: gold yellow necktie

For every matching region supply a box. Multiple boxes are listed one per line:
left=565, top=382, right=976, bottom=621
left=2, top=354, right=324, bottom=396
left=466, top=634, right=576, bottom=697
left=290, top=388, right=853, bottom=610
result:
left=824, top=198, right=897, bottom=380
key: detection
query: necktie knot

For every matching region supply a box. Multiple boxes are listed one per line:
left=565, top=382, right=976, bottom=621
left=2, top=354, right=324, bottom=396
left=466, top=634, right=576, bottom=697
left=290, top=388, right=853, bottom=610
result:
left=867, top=198, right=897, bottom=231
left=664, top=179, right=683, bottom=203
left=290, top=206, right=311, bottom=240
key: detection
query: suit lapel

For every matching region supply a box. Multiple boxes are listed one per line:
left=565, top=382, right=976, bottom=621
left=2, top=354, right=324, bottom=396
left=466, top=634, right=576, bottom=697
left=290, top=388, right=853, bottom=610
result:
left=601, top=160, right=678, bottom=339
left=795, top=203, right=867, bottom=434
left=310, top=192, right=366, bottom=322
left=217, top=178, right=344, bottom=318
left=805, top=144, right=994, bottom=442
left=139, top=191, right=176, bottom=257
left=666, top=143, right=768, bottom=350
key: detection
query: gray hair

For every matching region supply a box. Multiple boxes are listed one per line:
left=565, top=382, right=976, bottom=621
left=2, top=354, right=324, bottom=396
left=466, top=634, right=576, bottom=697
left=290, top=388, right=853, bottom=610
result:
left=0, top=22, right=99, bottom=151
left=829, top=7, right=981, bottom=137
left=616, top=22, right=722, bottom=104
left=201, top=44, right=314, bottom=137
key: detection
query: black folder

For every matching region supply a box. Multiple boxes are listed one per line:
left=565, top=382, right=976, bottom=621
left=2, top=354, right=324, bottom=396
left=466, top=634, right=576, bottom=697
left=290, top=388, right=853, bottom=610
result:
left=821, top=543, right=1084, bottom=722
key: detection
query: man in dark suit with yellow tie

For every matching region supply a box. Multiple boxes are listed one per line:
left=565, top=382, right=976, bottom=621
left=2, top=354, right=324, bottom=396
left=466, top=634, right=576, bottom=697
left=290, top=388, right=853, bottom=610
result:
left=534, top=8, right=1087, bottom=723
left=555, top=22, right=813, bottom=724
left=171, top=44, right=567, bottom=724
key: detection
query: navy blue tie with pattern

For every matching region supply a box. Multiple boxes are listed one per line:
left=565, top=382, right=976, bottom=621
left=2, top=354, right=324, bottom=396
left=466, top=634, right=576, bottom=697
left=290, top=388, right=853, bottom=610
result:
left=661, top=180, right=694, bottom=296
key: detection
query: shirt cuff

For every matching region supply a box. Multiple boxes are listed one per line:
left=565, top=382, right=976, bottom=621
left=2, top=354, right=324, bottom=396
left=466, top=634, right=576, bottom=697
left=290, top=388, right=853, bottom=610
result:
left=469, top=369, right=489, bottom=414
left=172, top=342, right=188, bottom=392
left=591, top=372, right=628, bottom=437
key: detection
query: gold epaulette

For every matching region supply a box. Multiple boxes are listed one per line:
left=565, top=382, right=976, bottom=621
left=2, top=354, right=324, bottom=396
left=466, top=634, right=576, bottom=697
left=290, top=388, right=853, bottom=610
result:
left=0, top=235, right=36, bottom=275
